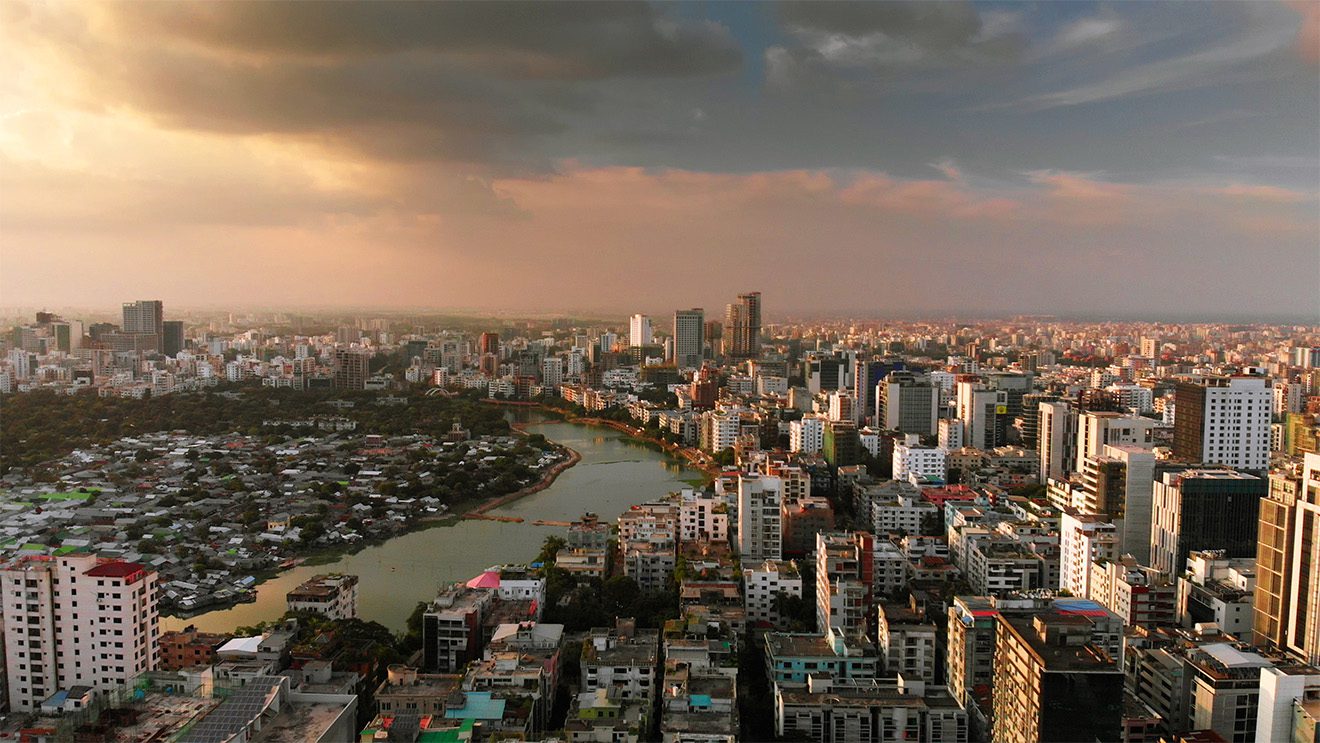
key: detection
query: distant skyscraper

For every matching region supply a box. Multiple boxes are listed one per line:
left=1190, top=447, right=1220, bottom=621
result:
left=50, top=319, right=83, bottom=353
left=478, top=331, right=500, bottom=377
left=673, top=308, right=704, bottom=368
left=723, top=291, right=761, bottom=358
left=628, top=314, right=653, bottom=347
left=1173, top=375, right=1272, bottom=471
left=163, top=320, right=185, bottom=357
left=121, top=299, right=163, bottom=352
left=122, top=299, right=163, bottom=335
left=334, top=348, right=370, bottom=390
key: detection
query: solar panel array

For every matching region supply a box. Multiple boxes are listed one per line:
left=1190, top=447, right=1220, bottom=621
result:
left=178, top=677, right=282, bottom=743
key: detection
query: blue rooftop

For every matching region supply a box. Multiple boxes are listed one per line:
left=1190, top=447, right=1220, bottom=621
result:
left=444, top=691, right=505, bottom=721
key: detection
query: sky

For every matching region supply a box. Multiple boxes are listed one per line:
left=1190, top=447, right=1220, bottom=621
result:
left=1, top=1, right=1317, bottom=319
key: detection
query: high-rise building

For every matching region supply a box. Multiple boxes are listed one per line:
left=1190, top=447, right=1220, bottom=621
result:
left=789, top=414, right=827, bottom=455
left=478, top=332, right=501, bottom=377
left=50, top=319, right=84, bottom=353
left=1, top=555, right=159, bottom=712
left=122, top=299, right=163, bottom=335
left=892, top=433, right=946, bottom=483
left=991, top=612, right=1124, bottom=743
left=957, top=377, right=1006, bottom=450
left=334, top=348, right=371, bottom=390
left=806, top=352, right=849, bottom=394
left=1253, top=453, right=1320, bottom=665
left=1150, top=469, right=1266, bottom=575
left=822, top=420, right=860, bottom=468
left=854, top=358, right=905, bottom=427
left=737, top=474, right=783, bottom=562
left=723, top=291, right=761, bottom=358
left=1038, top=400, right=1077, bottom=484
left=673, top=308, right=704, bottom=368
left=827, top=390, right=855, bottom=423
left=1273, top=381, right=1304, bottom=417
left=1074, top=411, right=1157, bottom=475
left=947, top=596, right=998, bottom=712
left=816, top=531, right=873, bottom=638
left=1018, top=393, right=1059, bottom=450
left=878, top=371, right=938, bottom=435
left=120, top=299, right=164, bottom=352
left=628, top=314, right=653, bottom=348
left=162, top=320, right=185, bottom=357
left=541, top=356, right=564, bottom=389
left=1058, top=511, right=1118, bottom=597
left=1076, top=444, right=1168, bottom=564
left=1173, top=376, right=1272, bottom=471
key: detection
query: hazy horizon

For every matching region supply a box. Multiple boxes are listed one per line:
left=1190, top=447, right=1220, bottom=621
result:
left=2, top=2, right=1318, bottom=317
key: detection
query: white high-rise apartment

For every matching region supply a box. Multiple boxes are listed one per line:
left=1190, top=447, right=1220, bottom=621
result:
left=1085, top=444, right=1158, bottom=564
left=736, top=474, right=783, bottom=562
left=673, top=309, right=704, bottom=369
left=815, top=532, right=869, bottom=637
left=629, top=314, right=653, bottom=347
left=1, top=555, right=159, bottom=712
left=743, top=560, right=802, bottom=627
left=892, top=433, right=946, bottom=483
left=1173, top=375, right=1272, bottom=472
left=827, top=390, right=855, bottom=423
left=541, top=356, right=564, bottom=389
left=789, top=415, right=826, bottom=455
left=1074, top=411, right=1157, bottom=475
left=1058, top=511, right=1119, bottom=597
left=677, top=488, right=729, bottom=543
left=938, top=418, right=963, bottom=450
left=1273, top=381, right=1303, bottom=417
left=1105, top=384, right=1154, bottom=414
left=956, top=379, right=1003, bottom=450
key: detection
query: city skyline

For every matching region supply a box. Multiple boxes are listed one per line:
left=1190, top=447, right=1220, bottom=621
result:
left=2, top=1, right=1317, bottom=317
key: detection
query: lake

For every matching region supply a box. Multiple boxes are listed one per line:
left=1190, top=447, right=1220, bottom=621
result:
left=160, top=412, right=697, bottom=633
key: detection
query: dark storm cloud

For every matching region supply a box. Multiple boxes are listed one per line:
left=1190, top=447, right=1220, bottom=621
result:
left=21, top=2, right=739, bottom=168
left=108, top=2, right=742, bottom=80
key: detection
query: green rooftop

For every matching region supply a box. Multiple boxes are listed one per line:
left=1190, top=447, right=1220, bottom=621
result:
left=37, top=491, right=94, bottom=501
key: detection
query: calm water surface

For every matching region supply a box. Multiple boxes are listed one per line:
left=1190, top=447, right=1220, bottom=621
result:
left=160, top=412, right=695, bottom=633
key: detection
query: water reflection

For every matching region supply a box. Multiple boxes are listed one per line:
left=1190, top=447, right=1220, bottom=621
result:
left=160, top=414, right=695, bottom=633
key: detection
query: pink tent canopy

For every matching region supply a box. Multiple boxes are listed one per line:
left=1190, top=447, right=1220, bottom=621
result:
left=466, top=570, right=501, bottom=589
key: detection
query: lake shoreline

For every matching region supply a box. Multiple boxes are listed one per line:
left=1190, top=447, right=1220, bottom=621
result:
left=163, top=419, right=580, bottom=620
left=162, top=414, right=699, bottom=633
left=484, top=398, right=718, bottom=478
